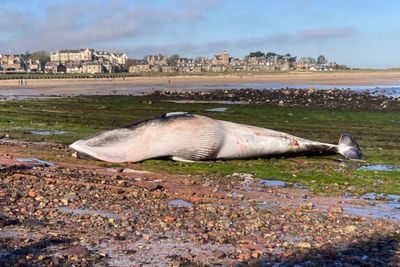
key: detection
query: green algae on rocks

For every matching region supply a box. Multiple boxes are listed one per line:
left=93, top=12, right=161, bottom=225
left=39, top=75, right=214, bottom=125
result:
left=0, top=95, right=399, bottom=195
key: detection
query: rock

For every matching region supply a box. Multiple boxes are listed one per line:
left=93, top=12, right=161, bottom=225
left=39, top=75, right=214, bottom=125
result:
left=105, top=168, right=123, bottom=173
left=125, top=226, right=134, bottom=232
left=122, top=168, right=152, bottom=174
left=0, top=215, right=18, bottom=227
left=119, top=231, right=129, bottom=240
left=22, top=218, right=46, bottom=227
left=27, top=190, right=37, bottom=198
left=300, top=202, right=314, bottom=210
left=62, top=192, right=78, bottom=205
left=114, top=232, right=127, bottom=240
left=239, top=252, right=252, bottom=261
left=272, top=247, right=284, bottom=255
left=116, top=180, right=128, bottom=186
left=373, top=179, right=384, bottom=186
left=37, top=255, right=45, bottom=261
left=328, top=206, right=343, bottom=214
left=147, top=183, right=164, bottom=191
left=297, top=242, right=312, bottom=249
left=164, top=215, right=174, bottom=222
left=63, top=245, right=91, bottom=258
left=237, top=194, right=245, bottom=200
left=214, top=250, right=226, bottom=259
left=143, top=233, right=151, bottom=240
left=345, top=225, right=358, bottom=233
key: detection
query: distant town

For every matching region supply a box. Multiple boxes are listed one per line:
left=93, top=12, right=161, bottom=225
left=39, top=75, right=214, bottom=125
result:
left=0, top=49, right=349, bottom=75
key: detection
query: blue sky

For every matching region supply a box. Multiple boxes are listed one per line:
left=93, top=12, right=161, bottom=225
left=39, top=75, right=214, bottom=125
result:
left=0, top=0, right=398, bottom=68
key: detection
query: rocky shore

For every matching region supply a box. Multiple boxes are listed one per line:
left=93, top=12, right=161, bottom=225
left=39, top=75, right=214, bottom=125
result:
left=153, top=88, right=400, bottom=110
left=1, top=88, right=400, bottom=266
left=1, top=141, right=400, bottom=266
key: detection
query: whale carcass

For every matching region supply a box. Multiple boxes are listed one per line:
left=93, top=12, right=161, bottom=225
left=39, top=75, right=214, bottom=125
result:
left=69, top=112, right=362, bottom=163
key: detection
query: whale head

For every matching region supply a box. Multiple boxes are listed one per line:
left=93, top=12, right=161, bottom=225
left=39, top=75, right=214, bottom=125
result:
left=69, top=128, right=135, bottom=162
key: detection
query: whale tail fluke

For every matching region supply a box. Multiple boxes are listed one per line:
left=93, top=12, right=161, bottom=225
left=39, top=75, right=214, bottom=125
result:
left=338, top=133, right=362, bottom=160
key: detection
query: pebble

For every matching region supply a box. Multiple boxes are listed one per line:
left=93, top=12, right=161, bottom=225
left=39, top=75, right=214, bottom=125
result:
left=296, top=242, right=312, bottom=249
left=214, top=250, right=226, bottom=259
left=328, top=206, right=343, bottom=214
left=154, top=88, right=400, bottom=111
left=0, top=216, right=18, bottom=227
left=239, top=252, right=251, bottom=261
left=22, top=218, right=46, bottom=227
left=164, top=215, right=174, bottom=222
left=0, top=150, right=399, bottom=266
left=63, top=245, right=91, bottom=258
left=345, top=225, right=358, bottom=233
left=27, top=190, right=37, bottom=198
left=301, top=202, right=314, bottom=210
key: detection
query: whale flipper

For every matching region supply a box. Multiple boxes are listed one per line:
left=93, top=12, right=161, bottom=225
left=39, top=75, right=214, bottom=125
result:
left=338, top=133, right=362, bottom=160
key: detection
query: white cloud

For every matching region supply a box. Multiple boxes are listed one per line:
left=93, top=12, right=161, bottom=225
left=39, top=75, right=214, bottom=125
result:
left=0, top=0, right=218, bottom=53
left=298, top=26, right=355, bottom=41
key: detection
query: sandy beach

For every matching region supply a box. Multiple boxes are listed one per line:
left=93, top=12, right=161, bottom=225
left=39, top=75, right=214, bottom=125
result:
left=0, top=70, right=400, bottom=96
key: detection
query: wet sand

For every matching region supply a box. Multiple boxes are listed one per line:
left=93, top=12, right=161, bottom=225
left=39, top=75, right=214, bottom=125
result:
left=1, top=70, right=400, bottom=97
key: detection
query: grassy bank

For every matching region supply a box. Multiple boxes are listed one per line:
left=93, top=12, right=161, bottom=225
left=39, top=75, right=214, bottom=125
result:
left=0, top=95, right=399, bottom=195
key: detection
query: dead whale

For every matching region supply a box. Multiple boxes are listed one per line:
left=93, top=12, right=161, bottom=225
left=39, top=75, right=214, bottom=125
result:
left=69, top=112, right=362, bottom=163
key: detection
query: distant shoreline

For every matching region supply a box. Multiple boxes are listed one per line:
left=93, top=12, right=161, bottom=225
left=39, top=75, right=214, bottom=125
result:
left=0, top=70, right=400, bottom=97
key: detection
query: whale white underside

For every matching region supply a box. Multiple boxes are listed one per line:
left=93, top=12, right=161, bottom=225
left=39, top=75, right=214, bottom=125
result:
left=69, top=113, right=360, bottom=163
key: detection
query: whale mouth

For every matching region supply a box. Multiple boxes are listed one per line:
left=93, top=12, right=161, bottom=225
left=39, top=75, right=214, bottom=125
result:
left=70, top=147, right=101, bottom=161
left=69, top=140, right=129, bottom=163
